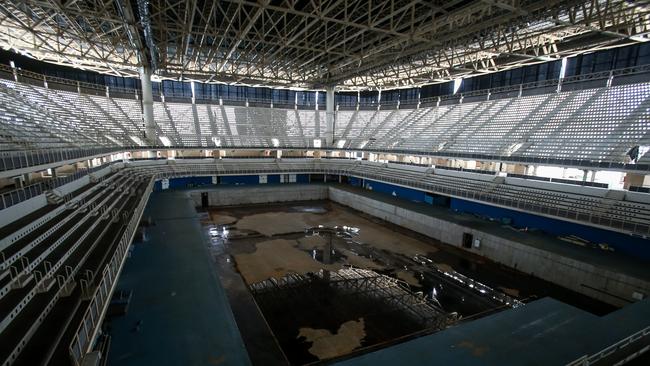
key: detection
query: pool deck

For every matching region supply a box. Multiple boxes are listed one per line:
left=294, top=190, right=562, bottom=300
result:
left=335, top=297, right=650, bottom=366
left=108, top=191, right=251, bottom=366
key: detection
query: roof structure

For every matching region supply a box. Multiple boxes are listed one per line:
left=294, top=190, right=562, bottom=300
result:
left=0, top=0, right=649, bottom=89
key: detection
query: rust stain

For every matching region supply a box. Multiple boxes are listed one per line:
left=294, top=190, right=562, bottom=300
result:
left=457, top=340, right=490, bottom=357
left=209, top=354, right=226, bottom=365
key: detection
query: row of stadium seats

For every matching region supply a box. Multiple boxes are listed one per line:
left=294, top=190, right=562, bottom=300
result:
left=339, top=83, right=650, bottom=163
left=3, top=157, right=649, bottom=237
left=0, top=167, right=152, bottom=365
left=1, top=73, right=649, bottom=164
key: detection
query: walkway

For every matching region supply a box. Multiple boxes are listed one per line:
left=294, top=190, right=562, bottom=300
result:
left=108, top=191, right=251, bottom=366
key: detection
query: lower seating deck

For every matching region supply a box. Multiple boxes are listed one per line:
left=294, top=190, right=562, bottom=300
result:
left=0, top=173, right=151, bottom=365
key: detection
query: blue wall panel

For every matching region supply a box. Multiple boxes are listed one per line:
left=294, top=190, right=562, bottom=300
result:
left=450, top=198, right=650, bottom=259
left=168, top=176, right=212, bottom=189
left=220, top=175, right=259, bottom=185
left=267, top=174, right=281, bottom=184
left=348, top=176, right=363, bottom=187
left=296, top=174, right=310, bottom=183
left=364, top=179, right=426, bottom=203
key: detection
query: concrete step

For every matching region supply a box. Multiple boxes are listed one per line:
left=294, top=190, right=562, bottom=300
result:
left=11, top=272, right=33, bottom=289
left=37, top=277, right=56, bottom=294
left=45, top=190, right=64, bottom=205
left=82, top=285, right=97, bottom=301
left=60, top=280, right=77, bottom=297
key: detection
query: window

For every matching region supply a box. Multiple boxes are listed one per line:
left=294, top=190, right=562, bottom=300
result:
left=359, top=90, right=379, bottom=106
left=335, top=92, right=358, bottom=107
left=162, top=80, right=191, bottom=98
left=273, top=89, right=296, bottom=105
left=297, top=91, right=316, bottom=107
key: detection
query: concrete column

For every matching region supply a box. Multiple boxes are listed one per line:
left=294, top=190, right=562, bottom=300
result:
left=22, top=174, right=31, bottom=186
left=325, top=86, right=335, bottom=147
left=590, top=170, right=596, bottom=182
left=582, top=169, right=588, bottom=182
left=139, top=66, right=157, bottom=145
left=624, top=173, right=645, bottom=189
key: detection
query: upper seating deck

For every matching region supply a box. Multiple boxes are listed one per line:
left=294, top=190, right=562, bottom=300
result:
left=0, top=65, right=648, bottom=167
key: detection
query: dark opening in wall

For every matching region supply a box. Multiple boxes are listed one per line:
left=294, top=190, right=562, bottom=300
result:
left=462, top=233, right=473, bottom=248
left=201, top=192, right=208, bottom=208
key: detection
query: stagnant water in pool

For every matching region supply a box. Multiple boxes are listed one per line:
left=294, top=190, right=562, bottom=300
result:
left=198, top=200, right=616, bottom=365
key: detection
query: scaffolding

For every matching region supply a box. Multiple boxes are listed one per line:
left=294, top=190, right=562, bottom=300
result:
left=250, top=267, right=455, bottom=330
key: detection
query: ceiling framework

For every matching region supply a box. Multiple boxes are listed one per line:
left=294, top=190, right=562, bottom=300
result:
left=0, top=0, right=649, bottom=89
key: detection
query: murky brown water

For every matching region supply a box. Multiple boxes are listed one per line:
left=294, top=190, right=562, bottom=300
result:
left=199, top=200, right=616, bottom=365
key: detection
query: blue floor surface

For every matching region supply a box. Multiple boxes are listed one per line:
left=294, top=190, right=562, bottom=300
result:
left=335, top=297, right=650, bottom=366
left=108, top=191, right=251, bottom=366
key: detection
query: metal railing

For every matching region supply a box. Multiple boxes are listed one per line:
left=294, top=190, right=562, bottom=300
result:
left=67, top=176, right=153, bottom=366
left=566, top=326, right=650, bottom=366
left=0, top=147, right=121, bottom=171
left=0, top=163, right=117, bottom=211
left=4, top=62, right=650, bottom=110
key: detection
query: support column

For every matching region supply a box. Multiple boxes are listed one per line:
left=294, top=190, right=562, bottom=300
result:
left=325, top=86, right=335, bottom=147
left=624, top=173, right=645, bottom=190
left=139, top=66, right=157, bottom=145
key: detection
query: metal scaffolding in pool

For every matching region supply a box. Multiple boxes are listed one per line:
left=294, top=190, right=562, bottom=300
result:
left=250, top=267, right=456, bottom=330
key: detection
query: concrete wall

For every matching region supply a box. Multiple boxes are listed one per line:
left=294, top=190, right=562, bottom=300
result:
left=189, top=184, right=328, bottom=207
left=328, top=187, right=649, bottom=307
left=0, top=194, right=48, bottom=228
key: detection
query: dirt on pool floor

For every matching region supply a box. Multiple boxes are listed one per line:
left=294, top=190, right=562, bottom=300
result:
left=234, top=238, right=342, bottom=284
left=200, top=200, right=617, bottom=365
left=298, top=318, right=366, bottom=360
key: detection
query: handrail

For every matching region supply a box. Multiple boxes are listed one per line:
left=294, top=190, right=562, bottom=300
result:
left=0, top=162, right=118, bottom=211
left=67, top=176, right=153, bottom=366
left=3, top=62, right=650, bottom=105
left=566, top=326, right=650, bottom=366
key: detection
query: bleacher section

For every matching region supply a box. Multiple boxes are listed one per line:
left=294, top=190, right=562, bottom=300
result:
left=0, top=166, right=152, bottom=366
left=1, top=68, right=649, bottom=165
left=120, top=158, right=650, bottom=238
left=361, top=83, right=650, bottom=163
